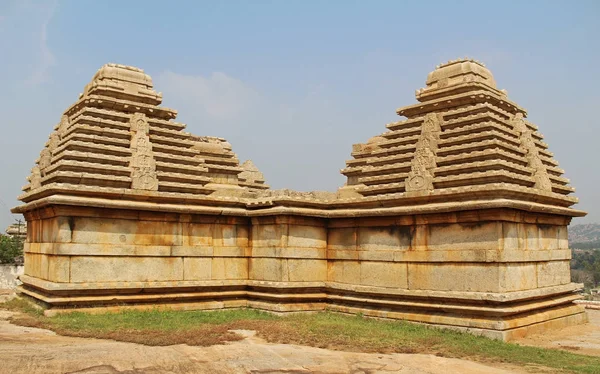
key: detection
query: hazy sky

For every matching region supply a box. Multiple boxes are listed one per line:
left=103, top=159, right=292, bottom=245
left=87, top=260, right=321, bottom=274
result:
left=0, top=0, right=598, bottom=231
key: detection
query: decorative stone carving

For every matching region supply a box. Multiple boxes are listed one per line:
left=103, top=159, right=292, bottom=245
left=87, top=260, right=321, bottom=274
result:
left=405, top=112, right=442, bottom=192
left=57, top=115, right=70, bottom=139
left=38, top=148, right=51, bottom=176
left=29, top=166, right=41, bottom=190
left=31, top=115, right=70, bottom=182
left=48, top=132, right=60, bottom=151
left=511, top=113, right=553, bottom=192
left=129, top=113, right=158, bottom=191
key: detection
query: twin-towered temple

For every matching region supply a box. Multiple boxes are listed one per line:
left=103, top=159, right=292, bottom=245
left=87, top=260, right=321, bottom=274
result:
left=13, top=59, right=587, bottom=340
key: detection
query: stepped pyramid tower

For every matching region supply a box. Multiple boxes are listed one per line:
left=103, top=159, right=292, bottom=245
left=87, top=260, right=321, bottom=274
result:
left=20, top=63, right=268, bottom=206
left=341, top=58, right=575, bottom=211
left=13, top=60, right=586, bottom=341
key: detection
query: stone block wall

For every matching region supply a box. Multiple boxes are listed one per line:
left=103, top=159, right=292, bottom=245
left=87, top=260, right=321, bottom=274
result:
left=250, top=216, right=327, bottom=283
left=21, top=205, right=572, bottom=292
left=18, top=204, right=583, bottom=340
left=23, top=206, right=252, bottom=284
left=325, top=213, right=571, bottom=293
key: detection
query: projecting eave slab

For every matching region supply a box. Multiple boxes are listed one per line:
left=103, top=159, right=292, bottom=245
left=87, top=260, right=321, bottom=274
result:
left=12, top=192, right=586, bottom=219
left=397, top=90, right=526, bottom=118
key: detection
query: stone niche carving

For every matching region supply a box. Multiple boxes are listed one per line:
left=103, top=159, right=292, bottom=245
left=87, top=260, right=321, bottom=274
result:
left=405, top=112, right=442, bottom=192
left=129, top=113, right=158, bottom=191
left=13, top=60, right=587, bottom=342
left=511, top=113, right=553, bottom=191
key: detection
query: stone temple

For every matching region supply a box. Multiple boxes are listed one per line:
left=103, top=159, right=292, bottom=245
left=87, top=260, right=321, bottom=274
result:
left=13, top=59, right=587, bottom=340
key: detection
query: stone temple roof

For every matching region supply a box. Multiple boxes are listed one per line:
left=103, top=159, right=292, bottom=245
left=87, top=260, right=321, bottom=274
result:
left=426, top=59, right=497, bottom=91
left=14, top=60, right=584, bottom=218
left=19, top=63, right=269, bottom=206
left=5, top=223, right=26, bottom=238
left=340, top=58, right=579, bottom=210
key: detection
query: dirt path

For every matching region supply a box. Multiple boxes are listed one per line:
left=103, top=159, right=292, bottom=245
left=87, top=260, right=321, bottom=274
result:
left=0, top=310, right=529, bottom=374
left=515, top=308, right=600, bottom=357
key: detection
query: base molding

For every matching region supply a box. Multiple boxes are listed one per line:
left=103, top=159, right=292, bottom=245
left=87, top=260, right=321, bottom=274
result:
left=18, top=278, right=586, bottom=341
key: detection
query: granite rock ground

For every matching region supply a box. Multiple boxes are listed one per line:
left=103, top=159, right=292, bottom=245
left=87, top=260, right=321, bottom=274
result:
left=0, top=309, right=526, bottom=374
left=515, top=308, right=600, bottom=357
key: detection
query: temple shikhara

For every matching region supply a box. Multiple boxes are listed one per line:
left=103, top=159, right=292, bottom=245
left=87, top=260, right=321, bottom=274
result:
left=13, top=59, right=587, bottom=340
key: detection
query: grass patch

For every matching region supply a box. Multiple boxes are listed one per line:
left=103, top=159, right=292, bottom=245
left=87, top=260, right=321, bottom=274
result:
left=2, top=299, right=600, bottom=373
left=262, top=313, right=600, bottom=373
left=2, top=297, right=43, bottom=315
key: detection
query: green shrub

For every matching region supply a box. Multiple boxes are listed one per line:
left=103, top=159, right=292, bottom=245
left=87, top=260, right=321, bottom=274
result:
left=0, top=235, right=24, bottom=264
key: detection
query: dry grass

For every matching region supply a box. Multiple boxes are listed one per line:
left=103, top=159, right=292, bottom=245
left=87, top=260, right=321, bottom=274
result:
left=11, top=311, right=244, bottom=346
left=3, top=298, right=600, bottom=373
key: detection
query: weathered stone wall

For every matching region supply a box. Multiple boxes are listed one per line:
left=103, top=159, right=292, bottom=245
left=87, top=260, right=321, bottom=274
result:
left=21, top=206, right=573, bottom=291
left=0, top=265, right=24, bottom=289
left=326, top=214, right=572, bottom=292
left=250, top=216, right=327, bottom=283
left=24, top=206, right=251, bottom=284
left=23, top=208, right=571, bottom=289
left=18, top=204, right=584, bottom=340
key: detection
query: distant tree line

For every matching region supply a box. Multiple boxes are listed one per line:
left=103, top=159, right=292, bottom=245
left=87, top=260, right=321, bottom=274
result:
left=0, top=235, right=24, bottom=264
left=571, top=240, right=600, bottom=250
left=571, top=249, right=600, bottom=288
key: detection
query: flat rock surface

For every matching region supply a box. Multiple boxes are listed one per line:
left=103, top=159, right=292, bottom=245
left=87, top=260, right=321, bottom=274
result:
left=0, top=310, right=526, bottom=374
left=515, top=308, right=600, bottom=356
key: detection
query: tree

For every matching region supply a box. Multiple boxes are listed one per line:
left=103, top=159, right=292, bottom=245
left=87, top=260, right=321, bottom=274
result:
left=0, top=235, right=23, bottom=264
left=571, top=249, right=600, bottom=289
left=572, top=269, right=593, bottom=285
left=584, top=255, right=600, bottom=288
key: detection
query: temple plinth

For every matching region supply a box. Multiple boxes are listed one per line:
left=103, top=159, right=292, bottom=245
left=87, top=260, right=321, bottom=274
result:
left=13, top=60, right=587, bottom=341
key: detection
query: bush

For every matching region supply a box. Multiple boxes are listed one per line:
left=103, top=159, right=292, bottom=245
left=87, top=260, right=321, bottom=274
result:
left=571, top=249, right=600, bottom=288
left=0, top=235, right=24, bottom=264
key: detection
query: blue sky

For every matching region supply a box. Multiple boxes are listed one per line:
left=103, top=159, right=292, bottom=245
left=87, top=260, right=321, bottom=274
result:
left=0, top=0, right=598, bottom=230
